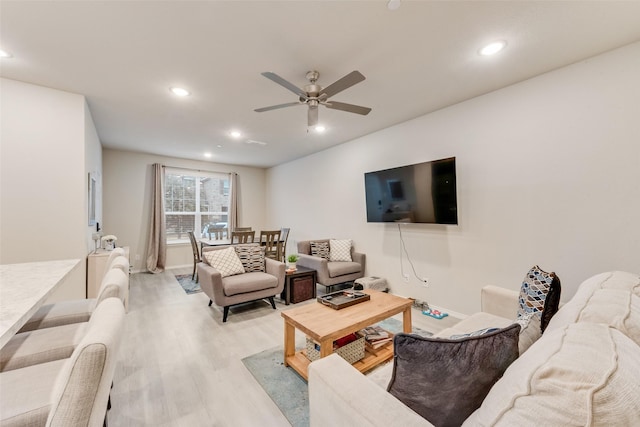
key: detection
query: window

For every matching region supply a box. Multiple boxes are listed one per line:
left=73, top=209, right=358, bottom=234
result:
left=164, top=169, right=230, bottom=242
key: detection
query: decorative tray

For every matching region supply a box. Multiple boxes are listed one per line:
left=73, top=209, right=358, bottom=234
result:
left=317, top=290, right=371, bottom=310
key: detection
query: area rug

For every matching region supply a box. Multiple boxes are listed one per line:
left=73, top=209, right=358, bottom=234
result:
left=241, top=318, right=432, bottom=427
left=174, top=274, right=202, bottom=294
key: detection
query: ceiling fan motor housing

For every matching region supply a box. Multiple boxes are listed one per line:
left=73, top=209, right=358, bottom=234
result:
left=255, top=69, right=371, bottom=126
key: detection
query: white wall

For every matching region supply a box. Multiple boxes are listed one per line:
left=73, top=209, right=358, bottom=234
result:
left=102, top=149, right=267, bottom=272
left=0, top=78, right=99, bottom=300
left=266, top=42, right=640, bottom=315
left=84, top=101, right=103, bottom=251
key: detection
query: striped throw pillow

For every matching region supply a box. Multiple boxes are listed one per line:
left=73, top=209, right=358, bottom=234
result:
left=310, top=241, right=330, bottom=260
left=234, top=244, right=265, bottom=273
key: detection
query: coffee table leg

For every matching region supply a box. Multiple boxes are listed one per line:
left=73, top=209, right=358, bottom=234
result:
left=284, top=321, right=295, bottom=367
left=402, top=306, right=412, bottom=333
left=319, top=339, right=333, bottom=358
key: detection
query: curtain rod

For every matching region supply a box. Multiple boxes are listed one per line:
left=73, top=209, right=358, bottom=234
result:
left=163, top=165, right=237, bottom=175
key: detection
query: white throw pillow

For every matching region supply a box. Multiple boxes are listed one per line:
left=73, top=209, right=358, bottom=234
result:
left=203, top=247, right=245, bottom=278
left=329, top=239, right=352, bottom=262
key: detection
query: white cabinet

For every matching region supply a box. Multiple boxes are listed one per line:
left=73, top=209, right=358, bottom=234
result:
left=87, top=247, right=130, bottom=298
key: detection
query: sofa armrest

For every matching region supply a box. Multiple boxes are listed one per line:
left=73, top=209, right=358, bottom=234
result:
left=309, top=354, right=433, bottom=427
left=481, top=285, right=519, bottom=319
left=352, top=252, right=366, bottom=273
left=197, top=262, right=225, bottom=302
left=297, top=254, right=330, bottom=284
left=265, top=258, right=286, bottom=292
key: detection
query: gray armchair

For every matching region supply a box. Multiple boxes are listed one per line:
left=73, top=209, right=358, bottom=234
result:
left=198, top=244, right=286, bottom=322
left=296, top=239, right=365, bottom=292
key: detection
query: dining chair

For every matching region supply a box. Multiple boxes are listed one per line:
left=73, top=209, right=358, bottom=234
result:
left=260, top=230, right=282, bottom=260
left=0, top=298, right=125, bottom=427
left=231, top=230, right=256, bottom=244
left=210, top=228, right=227, bottom=240
left=279, top=227, right=290, bottom=262
left=188, top=231, right=202, bottom=281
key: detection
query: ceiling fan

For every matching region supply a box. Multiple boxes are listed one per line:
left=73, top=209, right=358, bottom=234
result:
left=254, top=70, right=372, bottom=127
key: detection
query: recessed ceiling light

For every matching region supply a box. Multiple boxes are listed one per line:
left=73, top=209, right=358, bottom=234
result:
left=204, top=152, right=212, bottom=158
left=0, top=49, right=13, bottom=58
left=217, top=144, right=223, bottom=148
left=170, top=87, right=190, bottom=97
left=229, top=130, right=242, bottom=139
left=479, top=41, right=507, bottom=56
left=315, top=125, right=326, bottom=133
left=387, top=0, right=401, bottom=11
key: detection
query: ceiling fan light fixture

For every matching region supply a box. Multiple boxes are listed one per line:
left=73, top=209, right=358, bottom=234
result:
left=170, top=87, right=190, bottom=97
left=229, top=130, right=242, bottom=139
left=479, top=40, right=507, bottom=56
left=0, top=49, right=13, bottom=58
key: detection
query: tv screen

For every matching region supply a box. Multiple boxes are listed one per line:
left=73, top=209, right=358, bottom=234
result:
left=364, top=157, right=458, bottom=224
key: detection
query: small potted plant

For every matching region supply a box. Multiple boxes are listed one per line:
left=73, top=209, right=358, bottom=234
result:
left=287, top=254, right=299, bottom=270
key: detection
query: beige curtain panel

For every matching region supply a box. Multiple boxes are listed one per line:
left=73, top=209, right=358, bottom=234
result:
left=228, top=172, right=238, bottom=233
left=146, top=163, right=167, bottom=273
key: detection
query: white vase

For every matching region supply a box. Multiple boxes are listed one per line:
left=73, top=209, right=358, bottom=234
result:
left=288, top=262, right=297, bottom=270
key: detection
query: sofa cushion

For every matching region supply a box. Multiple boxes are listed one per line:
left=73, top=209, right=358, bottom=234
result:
left=464, top=322, right=640, bottom=426
left=234, top=244, right=265, bottom=273
left=329, top=239, right=352, bottom=262
left=517, top=265, right=561, bottom=332
left=310, top=241, right=330, bottom=260
left=222, top=272, right=278, bottom=297
left=546, top=288, right=640, bottom=346
left=436, top=311, right=541, bottom=356
left=203, top=246, right=245, bottom=277
left=327, top=261, right=361, bottom=278
left=547, top=271, right=640, bottom=332
left=387, top=324, right=520, bottom=427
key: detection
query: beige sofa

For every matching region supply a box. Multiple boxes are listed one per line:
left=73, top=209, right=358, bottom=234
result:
left=198, top=245, right=286, bottom=322
left=296, top=239, right=366, bottom=290
left=309, top=271, right=640, bottom=426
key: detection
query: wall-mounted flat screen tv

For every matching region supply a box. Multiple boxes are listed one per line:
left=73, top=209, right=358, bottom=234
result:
left=364, top=157, right=458, bottom=224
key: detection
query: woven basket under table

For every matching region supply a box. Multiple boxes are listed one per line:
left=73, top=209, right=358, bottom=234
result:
left=305, top=336, right=365, bottom=364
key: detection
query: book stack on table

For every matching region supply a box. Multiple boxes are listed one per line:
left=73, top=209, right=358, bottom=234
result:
left=357, top=325, right=393, bottom=351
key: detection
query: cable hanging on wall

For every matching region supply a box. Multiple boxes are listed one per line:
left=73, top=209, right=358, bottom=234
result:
left=398, top=223, right=424, bottom=284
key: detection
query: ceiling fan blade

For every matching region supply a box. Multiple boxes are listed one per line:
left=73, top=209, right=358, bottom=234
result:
left=320, top=71, right=366, bottom=99
left=308, top=106, right=319, bottom=127
left=324, top=101, right=372, bottom=116
left=254, top=102, right=301, bottom=112
left=261, top=72, right=307, bottom=98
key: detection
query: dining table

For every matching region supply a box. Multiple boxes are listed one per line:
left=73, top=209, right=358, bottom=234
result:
left=198, top=236, right=286, bottom=257
left=0, top=258, right=81, bottom=349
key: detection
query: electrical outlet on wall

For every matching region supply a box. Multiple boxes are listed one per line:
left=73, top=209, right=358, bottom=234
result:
left=403, top=273, right=409, bottom=283
left=135, top=254, right=141, bottom=261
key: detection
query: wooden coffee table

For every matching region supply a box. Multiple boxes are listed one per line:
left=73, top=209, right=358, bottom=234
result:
left=281, top=289, right=412, bottom=380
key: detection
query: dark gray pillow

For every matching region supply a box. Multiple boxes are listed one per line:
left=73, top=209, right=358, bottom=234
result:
left=387, top=323, right=520, bottom=427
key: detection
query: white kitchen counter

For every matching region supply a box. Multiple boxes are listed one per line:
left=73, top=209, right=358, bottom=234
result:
left=0, top=259, right=81, bottom=348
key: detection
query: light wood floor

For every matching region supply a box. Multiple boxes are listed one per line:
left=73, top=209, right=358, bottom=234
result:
left=109, top=268, right=460, bottom=427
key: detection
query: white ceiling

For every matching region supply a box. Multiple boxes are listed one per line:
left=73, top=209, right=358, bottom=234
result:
left=2, top=1, right=640, bottom=168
